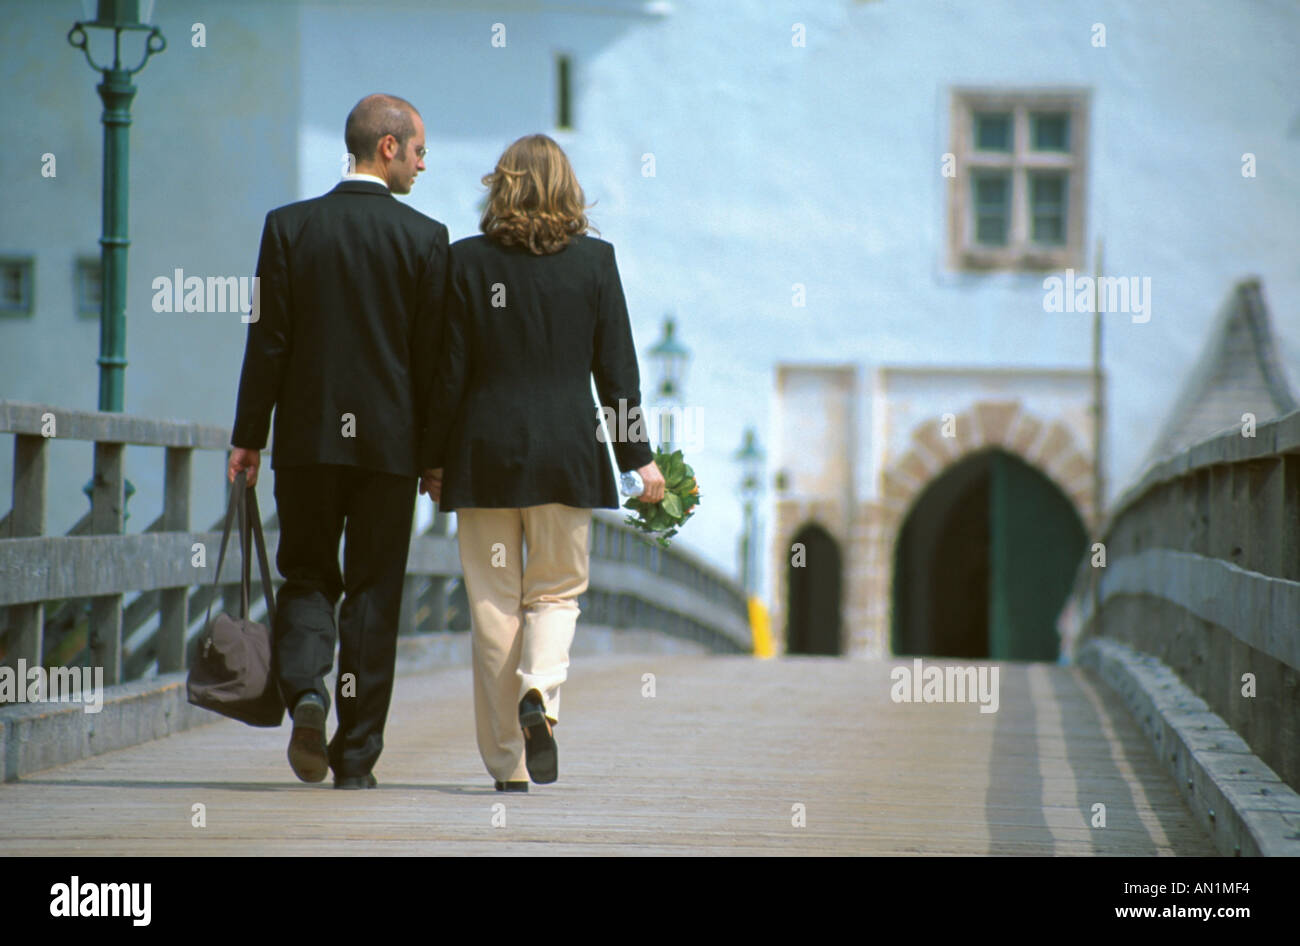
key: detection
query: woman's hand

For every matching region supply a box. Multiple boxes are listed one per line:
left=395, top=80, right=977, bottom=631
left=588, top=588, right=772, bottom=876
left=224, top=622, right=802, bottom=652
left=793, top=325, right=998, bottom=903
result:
left=636, top=459, right=666, bottom=504
left=419, top=468, right=443, bottom=503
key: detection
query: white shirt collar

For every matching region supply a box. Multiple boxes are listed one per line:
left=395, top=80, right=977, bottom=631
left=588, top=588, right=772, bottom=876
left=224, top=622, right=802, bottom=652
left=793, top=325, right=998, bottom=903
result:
left=342, top=172, right=389, bottom=189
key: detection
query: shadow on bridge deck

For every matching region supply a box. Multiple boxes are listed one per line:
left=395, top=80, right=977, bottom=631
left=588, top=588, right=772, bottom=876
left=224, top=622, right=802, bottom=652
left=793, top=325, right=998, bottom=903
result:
left=0, top=654, right=1215, bottom=855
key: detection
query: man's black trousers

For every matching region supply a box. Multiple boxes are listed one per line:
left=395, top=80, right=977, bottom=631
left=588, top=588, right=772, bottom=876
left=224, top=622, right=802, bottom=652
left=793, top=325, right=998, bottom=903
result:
left=271, top=463, right=417, bottom=778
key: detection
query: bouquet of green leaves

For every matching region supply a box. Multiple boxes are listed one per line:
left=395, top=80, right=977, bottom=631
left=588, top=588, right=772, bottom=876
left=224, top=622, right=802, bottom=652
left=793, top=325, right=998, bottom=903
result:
left=623, top=448, right=700, bottom=548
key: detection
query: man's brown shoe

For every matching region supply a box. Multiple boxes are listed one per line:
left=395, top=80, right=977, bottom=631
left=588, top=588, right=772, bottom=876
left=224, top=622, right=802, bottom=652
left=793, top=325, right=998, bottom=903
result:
left=288, top=693, right=328, bottom=783
left=334, top=773, right=377, bottom=790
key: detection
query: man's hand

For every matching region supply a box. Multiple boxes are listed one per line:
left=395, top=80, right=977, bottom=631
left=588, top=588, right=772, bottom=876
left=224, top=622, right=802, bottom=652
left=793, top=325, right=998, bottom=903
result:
left=229, top=447, right=261, bottom=487
left=418, top=468, right=443, bottom=503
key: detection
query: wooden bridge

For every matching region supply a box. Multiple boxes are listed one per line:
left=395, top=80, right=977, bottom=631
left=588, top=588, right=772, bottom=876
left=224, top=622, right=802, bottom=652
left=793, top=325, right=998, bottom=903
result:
left=0, top=653, right=1219, bottom=856
left=1, top=401, right=1298, bottom=856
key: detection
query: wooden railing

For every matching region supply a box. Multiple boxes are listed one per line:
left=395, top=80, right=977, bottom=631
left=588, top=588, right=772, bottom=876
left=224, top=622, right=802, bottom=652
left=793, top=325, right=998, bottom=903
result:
left=0, top=400, right=750, bottom=695
left=1065, top=408, right=1300, bottom=788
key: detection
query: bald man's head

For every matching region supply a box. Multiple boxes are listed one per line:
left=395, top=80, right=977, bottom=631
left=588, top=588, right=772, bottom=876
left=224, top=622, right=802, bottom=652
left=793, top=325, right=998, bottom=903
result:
left=344, top=93, right=426, bottom=193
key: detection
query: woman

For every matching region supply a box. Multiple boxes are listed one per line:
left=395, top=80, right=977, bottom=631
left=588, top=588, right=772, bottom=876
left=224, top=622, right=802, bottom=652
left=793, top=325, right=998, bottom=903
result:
left=419, top=134, right=665, bottom=791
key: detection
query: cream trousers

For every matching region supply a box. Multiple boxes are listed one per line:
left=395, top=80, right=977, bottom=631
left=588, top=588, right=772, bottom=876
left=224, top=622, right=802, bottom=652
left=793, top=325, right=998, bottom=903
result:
left=455, top=503, right=592, bottom=783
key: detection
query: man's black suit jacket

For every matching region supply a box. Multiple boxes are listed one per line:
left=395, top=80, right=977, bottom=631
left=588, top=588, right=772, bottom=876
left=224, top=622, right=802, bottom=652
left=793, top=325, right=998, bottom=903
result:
left=231, top=180, right=450, bottom=476
left=422, top=234, right=654, bottom=511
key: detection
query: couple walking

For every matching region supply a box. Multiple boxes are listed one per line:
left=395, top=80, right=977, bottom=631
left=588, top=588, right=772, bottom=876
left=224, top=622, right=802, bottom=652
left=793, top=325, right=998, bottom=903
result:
left=227, top=93, right=665, bottom=791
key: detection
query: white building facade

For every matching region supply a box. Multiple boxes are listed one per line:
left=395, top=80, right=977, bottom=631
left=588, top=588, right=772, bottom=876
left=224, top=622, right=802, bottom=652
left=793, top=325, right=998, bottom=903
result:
left=1, top=1, right=1296, bottom=641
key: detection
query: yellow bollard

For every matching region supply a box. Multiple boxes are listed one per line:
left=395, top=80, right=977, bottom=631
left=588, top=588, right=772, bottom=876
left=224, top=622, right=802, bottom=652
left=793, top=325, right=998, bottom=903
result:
left=748, top=596, right=774, bottom=658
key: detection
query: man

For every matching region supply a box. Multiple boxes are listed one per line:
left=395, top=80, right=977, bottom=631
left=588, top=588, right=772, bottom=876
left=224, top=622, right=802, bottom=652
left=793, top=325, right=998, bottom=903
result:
left=228, top=93, right=448, bottom=789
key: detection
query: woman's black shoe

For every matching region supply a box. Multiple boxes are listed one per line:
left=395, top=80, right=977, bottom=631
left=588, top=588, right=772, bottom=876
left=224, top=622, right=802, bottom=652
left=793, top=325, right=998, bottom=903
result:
left=494, top=780, right=529, bottom=792
left=518, top=689, right=558, bottom=784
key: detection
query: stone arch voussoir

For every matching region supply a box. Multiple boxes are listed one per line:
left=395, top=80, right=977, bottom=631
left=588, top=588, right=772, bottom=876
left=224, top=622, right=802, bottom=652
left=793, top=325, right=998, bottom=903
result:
left=866, top=399, right=1094, bottom=655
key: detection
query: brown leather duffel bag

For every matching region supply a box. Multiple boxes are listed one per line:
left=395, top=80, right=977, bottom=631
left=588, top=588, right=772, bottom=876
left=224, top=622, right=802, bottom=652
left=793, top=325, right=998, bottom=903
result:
left=186, top=470, right=284, bottom=727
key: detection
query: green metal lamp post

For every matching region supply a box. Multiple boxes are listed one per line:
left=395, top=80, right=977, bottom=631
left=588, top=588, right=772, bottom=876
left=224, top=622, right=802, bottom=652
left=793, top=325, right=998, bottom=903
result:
left=69, top=0, right=165, bottom=518
left=732, top=427, right=764, bottom=595
left=68, top=0, right=165, bottom=412
left=647, top=315, right=690, bottom=453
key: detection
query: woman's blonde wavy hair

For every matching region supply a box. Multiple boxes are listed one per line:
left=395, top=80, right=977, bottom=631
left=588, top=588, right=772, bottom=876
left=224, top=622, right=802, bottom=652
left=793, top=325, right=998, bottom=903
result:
left=479, top=134, right=597, bottom=254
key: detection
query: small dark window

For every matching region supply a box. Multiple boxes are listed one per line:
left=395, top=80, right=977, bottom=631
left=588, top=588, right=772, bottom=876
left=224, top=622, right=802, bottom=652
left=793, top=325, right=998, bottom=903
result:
left=0, top=257, right=33, bottom=315
left=556, top=54, right=572, bottom=130
left=1030, top=112, right=1070, bottom=151
left=77, top=256, right=102, bottom=319
left=972, top=171, right=1011, bottom=245
left=1029, top=171, right=1068, bottom=245
left=974, top=112, right=1012, bottom=151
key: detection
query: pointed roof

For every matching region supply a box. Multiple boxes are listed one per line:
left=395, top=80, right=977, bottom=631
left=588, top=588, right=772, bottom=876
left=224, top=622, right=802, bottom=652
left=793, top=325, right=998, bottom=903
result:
left=1144, top=278, right=1296, bottom=464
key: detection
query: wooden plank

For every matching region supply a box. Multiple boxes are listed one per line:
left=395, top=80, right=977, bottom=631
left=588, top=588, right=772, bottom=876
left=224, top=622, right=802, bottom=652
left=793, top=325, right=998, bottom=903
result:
left=6, top=434, right=47, bottom=668
left=1281, top=455, right=1300, bottom=583
left=1101, top=408, right=1300, bottom=537
left=1098, top=549, right=1300, bottom=671
left=1242, top=458, right=1280, bottom=576
left=0, top=531, right=282, bottom=604
left=1277, top=412, right=1300, bottom=455
left=88, top=442, right=125, bottom=685
left=0, top=400, right=230, bottom=449
left=158, top=448, right=192, bottom=672
left=423, top=577, right=448, bottom=632
left=10, top=434, right=46, bottom=538
left=1206, top=464, right=1233, bottom=563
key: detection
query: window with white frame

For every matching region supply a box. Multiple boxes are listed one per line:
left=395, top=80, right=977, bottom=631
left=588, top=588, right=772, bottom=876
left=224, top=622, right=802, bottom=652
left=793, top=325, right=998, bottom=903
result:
left=947, top=90, right=1089, bottom=271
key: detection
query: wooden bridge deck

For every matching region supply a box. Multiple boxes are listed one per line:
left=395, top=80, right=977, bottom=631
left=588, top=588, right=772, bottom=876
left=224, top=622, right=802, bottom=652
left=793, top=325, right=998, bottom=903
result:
left=0, top=654, right=1216, bottom=855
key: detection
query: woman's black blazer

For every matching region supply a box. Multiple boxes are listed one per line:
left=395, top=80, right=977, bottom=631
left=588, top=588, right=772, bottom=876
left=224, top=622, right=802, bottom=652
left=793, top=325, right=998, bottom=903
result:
left=420, top=233, right=654, bottom=511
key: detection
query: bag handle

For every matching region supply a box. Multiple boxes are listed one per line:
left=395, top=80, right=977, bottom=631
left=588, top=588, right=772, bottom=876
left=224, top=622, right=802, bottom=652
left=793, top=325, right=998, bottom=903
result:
left=203, top=470, right=277, bottom=631
left=246, top=480, right=276, bottom=624
left=238, top=473, right=251, bottom=617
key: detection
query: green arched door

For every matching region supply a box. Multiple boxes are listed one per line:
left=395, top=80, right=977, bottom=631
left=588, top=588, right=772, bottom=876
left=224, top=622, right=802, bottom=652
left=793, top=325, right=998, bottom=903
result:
left=892, top=449, right=1086, bottom=660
